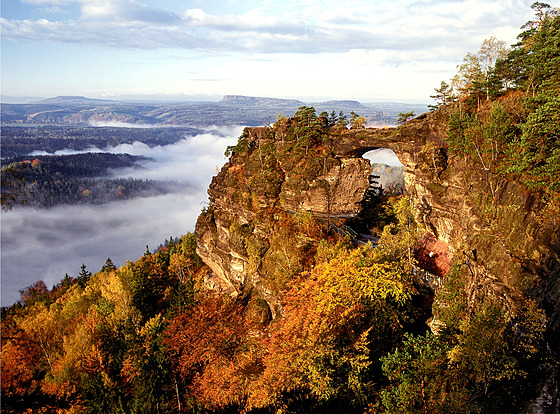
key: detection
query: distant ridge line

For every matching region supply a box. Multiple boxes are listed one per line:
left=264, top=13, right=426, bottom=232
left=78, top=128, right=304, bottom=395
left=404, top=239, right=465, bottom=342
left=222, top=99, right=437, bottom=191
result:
left=219, top=95, right=304, bottom=106
left=31, top=96, right=118, bottom=105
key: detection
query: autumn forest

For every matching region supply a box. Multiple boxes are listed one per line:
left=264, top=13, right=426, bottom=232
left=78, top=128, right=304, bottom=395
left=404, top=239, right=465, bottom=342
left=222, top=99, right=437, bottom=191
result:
left=2, top=4, right=560, bottom=414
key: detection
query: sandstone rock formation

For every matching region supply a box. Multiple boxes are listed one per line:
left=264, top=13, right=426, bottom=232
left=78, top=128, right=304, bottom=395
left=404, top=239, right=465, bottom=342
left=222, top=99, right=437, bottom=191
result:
left=195, top=123, right=376, bottom=316
left=195, top=108, right=560, bottom=348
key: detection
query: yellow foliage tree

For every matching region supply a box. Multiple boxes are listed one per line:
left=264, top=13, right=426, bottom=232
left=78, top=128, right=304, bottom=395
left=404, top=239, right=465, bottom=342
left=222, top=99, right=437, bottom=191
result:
left=248, top=245, right=414, bottom=410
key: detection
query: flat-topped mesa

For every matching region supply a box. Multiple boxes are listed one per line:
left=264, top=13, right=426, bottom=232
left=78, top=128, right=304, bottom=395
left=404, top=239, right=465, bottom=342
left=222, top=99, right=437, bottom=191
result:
left=218, top=95, right=304, bottom=107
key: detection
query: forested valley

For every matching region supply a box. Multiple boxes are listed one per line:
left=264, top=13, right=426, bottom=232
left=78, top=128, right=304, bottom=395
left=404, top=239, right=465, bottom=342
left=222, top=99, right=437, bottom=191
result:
left=1, top=125, right=202, bottom=208
left=1, top=153, right=176, bottom=208
left=1, top=126, right=202, bottom=159
left=2, top=4, right=560, bottom=413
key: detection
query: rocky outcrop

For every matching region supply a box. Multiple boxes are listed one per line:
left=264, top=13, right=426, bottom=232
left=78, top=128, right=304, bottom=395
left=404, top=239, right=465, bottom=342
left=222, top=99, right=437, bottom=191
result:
left=334, top=110, right=559, bottom=330
left=194, top=119, right=428, bottom=306
left=196, top=108, right=559, bottom=334
left=195, top=107, right=560, bottom=410
left=399, top=111, right=560, bottom=414
left=400, top=112, right=559, bottom=327
left=195, top=124, right=380, bottom=315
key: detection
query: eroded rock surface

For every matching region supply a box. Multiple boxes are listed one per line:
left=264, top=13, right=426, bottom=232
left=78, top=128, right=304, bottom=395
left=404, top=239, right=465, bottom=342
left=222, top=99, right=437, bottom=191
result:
left=195, top=124, right=378, bottom=315
left=195, top=109, right=560, bottom=342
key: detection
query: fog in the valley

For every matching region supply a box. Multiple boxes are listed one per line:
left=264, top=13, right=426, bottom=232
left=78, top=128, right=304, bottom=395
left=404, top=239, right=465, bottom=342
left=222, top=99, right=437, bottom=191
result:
left=1, top=126, right=243, bottom=306
left=87, top=120, right=158, bottom=128
left=105, top=127, right=241, bottom=183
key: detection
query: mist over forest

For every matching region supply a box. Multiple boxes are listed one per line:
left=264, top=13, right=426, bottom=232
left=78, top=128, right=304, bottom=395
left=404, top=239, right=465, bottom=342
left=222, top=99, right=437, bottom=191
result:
left=1, top=127, right=242, bottom=305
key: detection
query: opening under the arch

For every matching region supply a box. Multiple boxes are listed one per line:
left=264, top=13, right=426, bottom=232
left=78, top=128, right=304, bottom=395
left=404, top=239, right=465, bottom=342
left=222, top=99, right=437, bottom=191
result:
left=362, top=148, right=405, bottom=192
left=362, top=148, right=403, bottom=167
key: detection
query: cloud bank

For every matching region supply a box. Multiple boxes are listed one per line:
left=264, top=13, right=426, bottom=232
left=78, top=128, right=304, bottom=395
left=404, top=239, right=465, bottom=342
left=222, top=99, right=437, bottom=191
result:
left=2, top=0, right=537, bottom=104
left=1, top=126, right=241, bottom=306
left=3, top=0, right=531, bottom=56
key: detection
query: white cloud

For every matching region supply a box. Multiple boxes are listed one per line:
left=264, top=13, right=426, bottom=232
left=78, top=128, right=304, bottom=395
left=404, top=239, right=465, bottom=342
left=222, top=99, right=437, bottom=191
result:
left=79, top=0, right=181, bottom=23
left=22, top=0, right=73, bottom=3
left=3, top=0, right=533, bottom=53
left=1, top=0, right=537, bottom=101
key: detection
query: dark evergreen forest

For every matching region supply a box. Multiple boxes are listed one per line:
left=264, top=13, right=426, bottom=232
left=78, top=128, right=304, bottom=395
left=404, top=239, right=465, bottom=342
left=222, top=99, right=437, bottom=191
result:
left=1, top=125, right=202, bottom=158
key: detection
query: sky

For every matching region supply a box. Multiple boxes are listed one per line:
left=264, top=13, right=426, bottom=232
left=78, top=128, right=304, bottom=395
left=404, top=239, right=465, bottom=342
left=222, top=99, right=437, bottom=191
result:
left=1, top=0, right=537, bottom=103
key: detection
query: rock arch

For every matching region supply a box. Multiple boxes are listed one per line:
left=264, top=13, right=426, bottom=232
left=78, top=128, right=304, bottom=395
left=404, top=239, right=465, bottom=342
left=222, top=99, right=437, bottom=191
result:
left=330, top=128, right=406, bottom=158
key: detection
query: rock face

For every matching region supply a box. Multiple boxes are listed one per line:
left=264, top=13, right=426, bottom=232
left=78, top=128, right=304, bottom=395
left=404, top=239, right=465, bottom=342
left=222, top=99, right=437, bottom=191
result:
left=333, top=110, right=559, bottom=335
left=397, top=111, right=559, bottom=330
left=195, top=109, right=560, bottom=344
left=195, top=124, right=378, bottom=315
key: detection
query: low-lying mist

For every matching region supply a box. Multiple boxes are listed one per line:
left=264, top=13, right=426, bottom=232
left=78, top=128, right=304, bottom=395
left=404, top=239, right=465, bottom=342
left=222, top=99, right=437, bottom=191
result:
left=1, top=126, right=242, bottom=306
left=105, top=127, right=240, bottom=183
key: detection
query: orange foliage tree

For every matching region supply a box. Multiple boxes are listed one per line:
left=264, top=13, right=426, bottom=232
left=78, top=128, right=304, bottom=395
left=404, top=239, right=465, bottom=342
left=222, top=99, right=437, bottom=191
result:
left=164, top=296, right=264, bottom=411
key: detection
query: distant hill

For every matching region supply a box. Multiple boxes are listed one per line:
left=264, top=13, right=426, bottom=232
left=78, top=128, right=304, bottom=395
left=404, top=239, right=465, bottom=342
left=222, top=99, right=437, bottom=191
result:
left=313, top=99, right=367, bottom=109
left=2, top=94, right=429, bottom=127
left=31, top=95, right=119, bottom=106
left=219, top=95, right=304, bottom=107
